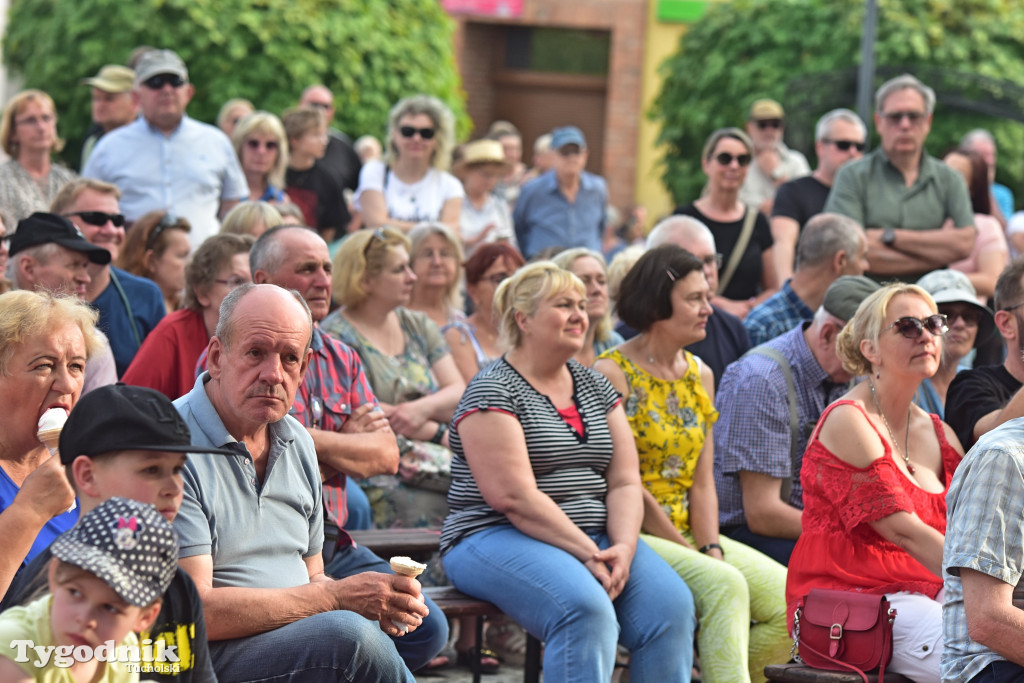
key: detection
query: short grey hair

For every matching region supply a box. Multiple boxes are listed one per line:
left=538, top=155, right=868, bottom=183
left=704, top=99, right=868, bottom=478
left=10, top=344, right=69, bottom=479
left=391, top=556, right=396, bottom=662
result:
left=875, top=73, right=935, bottom=115
left=961, top=128, right=995, bottom=148
left=646, top=215, right=716, bottom=252
left=13, top=243, right=63, bottom=289
left=815, top=108, right=867, bottom=142
left=249, top=225, right=323, bottom=277
left=795, top=213, right=864, bottom=270
left=215, top=283, right=313, bottom=353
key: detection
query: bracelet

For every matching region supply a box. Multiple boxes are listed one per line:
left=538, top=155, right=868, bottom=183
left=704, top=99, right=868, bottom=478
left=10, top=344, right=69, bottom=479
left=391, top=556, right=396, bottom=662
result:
left=430, top=422, right=448, bottom=444
left=698, top=543, right=724, bottom=556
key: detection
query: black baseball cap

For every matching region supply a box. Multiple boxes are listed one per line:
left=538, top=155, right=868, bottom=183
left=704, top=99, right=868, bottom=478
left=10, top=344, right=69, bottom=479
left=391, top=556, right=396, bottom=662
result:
left=60, top=384, right=235, bottom=463
left=11, top=212, right=111, bottom=264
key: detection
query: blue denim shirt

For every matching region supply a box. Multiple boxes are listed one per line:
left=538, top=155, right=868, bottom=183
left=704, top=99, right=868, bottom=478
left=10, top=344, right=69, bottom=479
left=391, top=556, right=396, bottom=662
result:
left=513, top=170, right=607, bottom=259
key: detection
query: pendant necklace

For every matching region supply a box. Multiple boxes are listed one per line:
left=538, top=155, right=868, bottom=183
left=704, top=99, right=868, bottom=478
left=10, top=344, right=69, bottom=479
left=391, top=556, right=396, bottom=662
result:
left=868, top=377, right=915, bottom=474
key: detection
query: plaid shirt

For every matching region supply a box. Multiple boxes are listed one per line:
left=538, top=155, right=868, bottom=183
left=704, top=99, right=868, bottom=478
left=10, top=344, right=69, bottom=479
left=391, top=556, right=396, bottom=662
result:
left=743, top=280, right=814, bottom=347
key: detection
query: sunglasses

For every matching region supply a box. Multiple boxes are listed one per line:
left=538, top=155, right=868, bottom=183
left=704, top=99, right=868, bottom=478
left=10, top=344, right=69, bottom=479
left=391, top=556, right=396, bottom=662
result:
left=699, top=253, right=724, bottom=269
left=64, top=211, right=125, bottom=228
left=714, top=152, right=752, bottom=167
left=306, top=101, right=332, bottom=111
left=887, top=314, right=948, bottom=339
left=146, top=213, right=183, bottom=250
left=399, top=126, right=435, bottom=140
left=940, top=307, right=982, bottom=326
left=363, top=228, right=388, bottom=258
left=756, top=119, right=783, bottom=130
left=882, top=111, right=925, bottom=125
left=142, top=73, right=186, bottom=90
left=245, top=139, right=280, bottom=151
left=825, top=139, right=866, bottom=152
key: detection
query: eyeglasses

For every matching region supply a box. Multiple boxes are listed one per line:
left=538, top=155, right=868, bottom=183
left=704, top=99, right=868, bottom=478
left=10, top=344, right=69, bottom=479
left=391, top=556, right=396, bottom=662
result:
left=755, top=119, right=783, bottom=130
left=214, top=276, right=250, bottom=289
left=142, top=73, right=186, bottom=90
left=699, top=253, right=724, bottom=269
left=825, top=139, right=866, bottom=152
left=887, top=314, right=948, bottom=339
left=146, top=213, right=182, bottom=251
left=64, top=211, right=125, bottom=227
left=306, top=101, right=332, bottom=111
left=399, top=126, right=435, bottom=140
left=1002, top=302, right=1024, bottom=312
left=245, top=139, right=279, bottom=151
left=714, top=152, right=752, bottom=167
left=881, top=111, right=925, bottom=126
left=940, top=307, right=982, bottom=326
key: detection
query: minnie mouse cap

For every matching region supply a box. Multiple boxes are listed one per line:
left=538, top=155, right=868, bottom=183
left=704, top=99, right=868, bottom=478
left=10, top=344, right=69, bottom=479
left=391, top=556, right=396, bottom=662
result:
left=51, top=497, right=178, bottom=606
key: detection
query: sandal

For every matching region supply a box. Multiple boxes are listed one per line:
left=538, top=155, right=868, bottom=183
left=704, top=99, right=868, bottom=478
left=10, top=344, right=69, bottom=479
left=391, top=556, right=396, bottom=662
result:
left=457, top=646, right=501, bottom=674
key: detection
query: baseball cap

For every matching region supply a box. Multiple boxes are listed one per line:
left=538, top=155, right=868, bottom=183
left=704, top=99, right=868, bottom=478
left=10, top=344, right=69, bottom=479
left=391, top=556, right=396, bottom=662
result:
left=916, top=269, right=995, bottom=344
left=51, top=497, right=178, bottom=606
left=10, top=213, right=111, bottom=265
left=60, top=384, right=235, bottom=463
left=823, top=275, right=882, bottom=322
left=749, top=99, right=785, bottom=120
left=134, top=49, right=189, bottom=85
left=81, top=65, right=136, bottom=93
left=550, top=126, right=587, bottom=150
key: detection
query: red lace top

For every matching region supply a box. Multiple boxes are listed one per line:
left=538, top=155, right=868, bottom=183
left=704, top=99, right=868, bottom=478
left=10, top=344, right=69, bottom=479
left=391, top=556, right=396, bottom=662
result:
left=785, top=400, right=961, bottom=628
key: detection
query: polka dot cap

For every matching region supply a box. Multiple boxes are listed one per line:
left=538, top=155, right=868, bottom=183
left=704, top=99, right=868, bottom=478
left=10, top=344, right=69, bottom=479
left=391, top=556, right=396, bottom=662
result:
left=51, top=497, right=178, bottom=606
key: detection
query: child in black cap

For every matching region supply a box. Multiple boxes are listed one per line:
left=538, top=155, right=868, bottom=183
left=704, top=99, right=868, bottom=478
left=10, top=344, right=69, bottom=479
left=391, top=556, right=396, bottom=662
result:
left=0, top=384, right=233, bottom=682
left=0, top=497, right=177, bottom=682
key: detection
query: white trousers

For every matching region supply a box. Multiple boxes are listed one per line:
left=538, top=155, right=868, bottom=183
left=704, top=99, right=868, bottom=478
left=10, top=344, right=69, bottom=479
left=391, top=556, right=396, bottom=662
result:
left=886, top=590, right=943, bottom=683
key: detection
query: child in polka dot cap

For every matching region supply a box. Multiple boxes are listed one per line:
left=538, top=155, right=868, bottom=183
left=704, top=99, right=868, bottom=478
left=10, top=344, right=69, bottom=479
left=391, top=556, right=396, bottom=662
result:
left=0, top=497, right=177, bottom=682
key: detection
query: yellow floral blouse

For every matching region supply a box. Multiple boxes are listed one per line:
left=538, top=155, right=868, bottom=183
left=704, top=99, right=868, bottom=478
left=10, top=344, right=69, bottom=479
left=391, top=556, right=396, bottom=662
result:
left=600, top=348, right=718, bottom=532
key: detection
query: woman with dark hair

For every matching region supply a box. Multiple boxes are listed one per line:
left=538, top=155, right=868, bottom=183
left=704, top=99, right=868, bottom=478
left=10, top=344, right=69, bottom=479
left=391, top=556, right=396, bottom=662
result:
left=121, top=233, right=253, bottom=399
left=944, top=148, right=1008, bottom=301
left=674, top=127, right=779, bottom=319
left=116, top=210, right=192, bottom=313
left=596, top=245, right=789, bottom=683
left=443, top=241, right=525, bottom=382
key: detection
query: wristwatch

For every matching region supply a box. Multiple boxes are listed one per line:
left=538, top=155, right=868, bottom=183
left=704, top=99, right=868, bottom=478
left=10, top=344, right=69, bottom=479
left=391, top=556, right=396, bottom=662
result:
left=881, top=228, right=896, bottom=247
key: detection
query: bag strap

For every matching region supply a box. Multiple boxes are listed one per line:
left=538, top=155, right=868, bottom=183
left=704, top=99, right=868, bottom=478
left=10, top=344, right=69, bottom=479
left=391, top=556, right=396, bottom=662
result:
left=717, top=207, right=757, bottom=296
left=743, top=346, right=799, bottom=502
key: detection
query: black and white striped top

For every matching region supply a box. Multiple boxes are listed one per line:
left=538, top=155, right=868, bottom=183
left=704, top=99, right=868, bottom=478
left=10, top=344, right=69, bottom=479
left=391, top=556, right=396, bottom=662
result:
left=440, top=357, right=621, bottom=554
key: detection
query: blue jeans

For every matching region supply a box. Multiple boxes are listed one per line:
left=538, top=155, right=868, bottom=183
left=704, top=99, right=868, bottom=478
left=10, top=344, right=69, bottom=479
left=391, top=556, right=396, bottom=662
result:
left=971, top=661, right=1024, bottom=682
left=342, top=477, right=372, bottom=531
left=209, top=610, right=414, bottom=682
left=444, top=525, right=696, bottom=682
left=326, top=543, right=449, bottom=672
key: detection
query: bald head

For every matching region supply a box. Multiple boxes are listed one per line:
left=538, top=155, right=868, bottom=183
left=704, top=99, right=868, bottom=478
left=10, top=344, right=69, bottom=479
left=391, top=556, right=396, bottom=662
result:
left=299, top=85, right=334, bottom=123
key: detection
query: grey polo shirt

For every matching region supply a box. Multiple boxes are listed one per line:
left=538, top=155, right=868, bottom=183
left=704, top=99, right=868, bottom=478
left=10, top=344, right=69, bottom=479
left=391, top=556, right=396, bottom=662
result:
left=825, top=148, right=974, bottom=232
left=173, top=373, right=325, bottom=589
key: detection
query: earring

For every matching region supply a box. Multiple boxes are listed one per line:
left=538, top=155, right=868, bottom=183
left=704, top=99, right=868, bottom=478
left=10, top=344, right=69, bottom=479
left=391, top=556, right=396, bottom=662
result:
left=875, top=370, right=881, bottom=379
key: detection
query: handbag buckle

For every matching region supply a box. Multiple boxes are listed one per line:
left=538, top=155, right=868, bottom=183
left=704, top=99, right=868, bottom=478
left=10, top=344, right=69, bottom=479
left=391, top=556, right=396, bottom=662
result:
left=830, top=623, right=843, bottom=640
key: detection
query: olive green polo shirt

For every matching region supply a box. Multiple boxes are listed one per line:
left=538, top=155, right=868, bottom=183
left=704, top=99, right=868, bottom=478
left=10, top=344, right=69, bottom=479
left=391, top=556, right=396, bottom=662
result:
left=824, top=148, right=974, bottom=231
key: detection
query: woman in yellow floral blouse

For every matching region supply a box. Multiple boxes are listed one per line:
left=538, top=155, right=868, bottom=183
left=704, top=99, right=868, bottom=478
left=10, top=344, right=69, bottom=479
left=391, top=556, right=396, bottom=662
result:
left=595, top=244, right=789, bottom=683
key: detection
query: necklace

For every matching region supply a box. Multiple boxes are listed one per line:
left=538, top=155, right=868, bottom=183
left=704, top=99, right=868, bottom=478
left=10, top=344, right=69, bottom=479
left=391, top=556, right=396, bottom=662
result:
left=868, top=378, right=915, bottom=474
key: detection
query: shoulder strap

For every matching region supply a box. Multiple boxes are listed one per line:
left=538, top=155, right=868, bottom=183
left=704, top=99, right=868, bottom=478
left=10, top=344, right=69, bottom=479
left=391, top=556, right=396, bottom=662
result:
left=743, top=346, right=798, bottom=502
left=383, top=164, right=390, bottom=192
left=717, top=207, right=757, bottom=296
left=108, top=269, right=143, bottom=350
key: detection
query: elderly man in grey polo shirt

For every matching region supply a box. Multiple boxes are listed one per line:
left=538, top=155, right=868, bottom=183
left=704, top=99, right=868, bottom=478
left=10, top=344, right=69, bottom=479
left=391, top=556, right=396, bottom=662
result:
left=173, top=284, right=420, bottom=683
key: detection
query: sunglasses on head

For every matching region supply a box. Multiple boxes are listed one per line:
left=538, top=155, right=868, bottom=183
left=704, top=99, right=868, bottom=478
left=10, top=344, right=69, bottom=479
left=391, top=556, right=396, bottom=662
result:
left=64, top=211, right=125, bottom=228
left=245, top=139, right=279, bottom=151
left=142, top=73, right=186, bottom=90
left=399, top=126, right=435, bottom=140
left=825, top=139, right=866, bottom=152
left=887, top=314, right=948, bottom=339
left=146, top=213, right=182, bottom=250
left=714, top=152, right=752, bottom=167
left=756, top=119, right=783, bottom=130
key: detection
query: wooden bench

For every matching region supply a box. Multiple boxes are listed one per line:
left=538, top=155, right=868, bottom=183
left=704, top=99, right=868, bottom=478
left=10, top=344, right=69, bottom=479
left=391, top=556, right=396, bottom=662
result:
left=765, top=663, right=913, bottom=682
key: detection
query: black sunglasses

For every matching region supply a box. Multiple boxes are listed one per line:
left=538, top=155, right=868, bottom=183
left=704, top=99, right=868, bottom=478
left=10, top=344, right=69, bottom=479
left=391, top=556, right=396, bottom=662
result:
left=756, top=119, right=783, bottom=129
left=245, top=139, right=279, bottom=151
left=887, top=314, right=948, bottom=339
left=146, top=213, right=183, bottom=250
left=142, top=73, right=186, bottom=90
left=714, top=152, right=752, bottom=167
left=399, top=126, right=435, bottom=140
left=64, top=211, right=125, bottom=228
left=882, top=111, right=925, bottom=125
left=825, top=139, right=866, bottom=152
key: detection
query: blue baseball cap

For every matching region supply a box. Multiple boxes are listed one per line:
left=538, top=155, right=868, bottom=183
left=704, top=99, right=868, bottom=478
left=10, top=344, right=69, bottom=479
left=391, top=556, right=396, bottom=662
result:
left=550, top=126, right=586, bottom=150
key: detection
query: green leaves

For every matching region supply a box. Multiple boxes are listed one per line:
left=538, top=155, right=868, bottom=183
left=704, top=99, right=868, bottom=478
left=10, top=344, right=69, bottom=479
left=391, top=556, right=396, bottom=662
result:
left=4, top=0, right=467, bottom=168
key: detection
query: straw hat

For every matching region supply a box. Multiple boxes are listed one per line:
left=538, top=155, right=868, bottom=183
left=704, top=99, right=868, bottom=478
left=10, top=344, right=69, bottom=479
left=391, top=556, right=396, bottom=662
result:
left=453, top=139, right=511, bottom=175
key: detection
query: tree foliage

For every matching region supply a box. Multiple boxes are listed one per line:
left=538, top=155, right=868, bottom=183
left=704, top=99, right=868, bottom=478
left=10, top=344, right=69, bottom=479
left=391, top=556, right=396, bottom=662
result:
left=652, top=0, right=1024, bottom=206
left=4, top=0, right=467, bottom=168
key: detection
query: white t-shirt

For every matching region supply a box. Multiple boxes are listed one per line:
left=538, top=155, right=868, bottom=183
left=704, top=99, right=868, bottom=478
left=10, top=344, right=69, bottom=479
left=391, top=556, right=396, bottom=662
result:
left=460, top=193, right=516, bottom=256
left=354, top=159, right=464, bottom=223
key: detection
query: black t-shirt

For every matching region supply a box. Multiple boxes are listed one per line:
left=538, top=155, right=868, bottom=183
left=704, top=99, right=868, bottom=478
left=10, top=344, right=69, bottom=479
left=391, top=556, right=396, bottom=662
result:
left=772, top=175, right=830, bottom=229
left=321, top=131, right=362, bottom=193
left=945, top=364, right=1022, bottom=451
left=286, top=162, right=347, bottom=234
left=673, top=203, right=773, bottom=301
left=1, top=548, right=216, bottom=683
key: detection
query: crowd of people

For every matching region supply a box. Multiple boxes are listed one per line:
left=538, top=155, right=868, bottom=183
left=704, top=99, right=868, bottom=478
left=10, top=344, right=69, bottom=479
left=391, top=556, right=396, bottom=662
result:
left=0, top=48, right=1021, bottom=683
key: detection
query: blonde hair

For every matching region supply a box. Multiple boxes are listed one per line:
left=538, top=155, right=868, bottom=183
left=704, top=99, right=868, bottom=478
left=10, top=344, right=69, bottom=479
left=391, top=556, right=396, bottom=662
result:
left=232, top=111, right=289, bottom=188
left=332, top=228, right=410, bottom=307
left=1, top=90, right=64, bottom=157
left=220, top=201, right=283, bottom=238
left=607, top=245, right=646, bottom=304
left=0, top=290, right=101, bottom=375
left=551, top=248, right=612, bottom=343
left=409, top=221, right=464, bottom=311
left=835, top=283, right=937, bottom=376
left=50, top=178, right=121, bottom=215
left=494, top=261, right=585, bottom=349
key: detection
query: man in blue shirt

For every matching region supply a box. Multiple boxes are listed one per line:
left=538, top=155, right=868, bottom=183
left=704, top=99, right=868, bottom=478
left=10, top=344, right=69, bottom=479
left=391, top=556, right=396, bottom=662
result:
left=513, top=125, right=606, bottom=259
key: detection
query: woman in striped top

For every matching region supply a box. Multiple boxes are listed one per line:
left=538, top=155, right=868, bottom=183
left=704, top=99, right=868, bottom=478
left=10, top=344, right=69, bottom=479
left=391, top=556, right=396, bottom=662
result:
left=440, top=261, right=696, bottom=682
